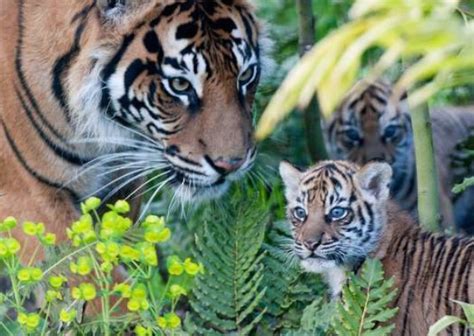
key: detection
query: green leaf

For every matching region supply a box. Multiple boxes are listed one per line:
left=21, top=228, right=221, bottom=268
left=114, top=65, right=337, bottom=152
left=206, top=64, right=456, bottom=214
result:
left=452, top=300, right=474, bottom=326
left=428, top=315, right=465, bottom=336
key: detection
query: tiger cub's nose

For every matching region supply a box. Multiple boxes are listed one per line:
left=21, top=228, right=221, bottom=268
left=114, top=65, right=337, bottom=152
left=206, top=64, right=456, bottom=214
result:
left=303, top=238, right=322, bottom=251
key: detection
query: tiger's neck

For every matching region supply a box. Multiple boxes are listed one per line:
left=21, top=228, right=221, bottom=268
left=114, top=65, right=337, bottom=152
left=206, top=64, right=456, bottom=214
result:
left=372, top=201, right=420, bottom=261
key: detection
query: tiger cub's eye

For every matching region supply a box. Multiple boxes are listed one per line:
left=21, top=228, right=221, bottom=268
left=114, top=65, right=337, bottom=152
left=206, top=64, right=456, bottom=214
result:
left=293, top=207, right=307, bottom=222
left=345, top=129, right=361, bottom=142
left=328, top=207, right=348, bottom=221
left=239, top=67, right=255, bottom=85
left=170, top=77, right=191, bottom=93
left=383, top=125, right=402, bottom=144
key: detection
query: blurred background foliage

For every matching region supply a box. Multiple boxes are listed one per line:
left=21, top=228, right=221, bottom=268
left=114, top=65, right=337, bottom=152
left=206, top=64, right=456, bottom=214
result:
left=145, top=1, right=474, bottom=334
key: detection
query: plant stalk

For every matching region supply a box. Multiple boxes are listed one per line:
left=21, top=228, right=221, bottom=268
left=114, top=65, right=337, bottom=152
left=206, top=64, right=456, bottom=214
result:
left=296, top=0, right=328, bottom=162
left=411, top=103, right=441, bottom=231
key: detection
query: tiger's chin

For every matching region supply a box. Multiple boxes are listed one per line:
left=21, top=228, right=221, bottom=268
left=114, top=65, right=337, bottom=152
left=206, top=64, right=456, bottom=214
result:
left=300, top=258, right=347, bottom=299
left=167, top=160, right=254, bottom=204
left=172, top=180, right=231, bottom=204
left=167, top=171, right=231, bottom=204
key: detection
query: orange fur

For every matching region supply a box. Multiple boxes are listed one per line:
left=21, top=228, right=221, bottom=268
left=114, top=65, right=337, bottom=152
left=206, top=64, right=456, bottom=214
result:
left=0, top=0, right=261, bottom=265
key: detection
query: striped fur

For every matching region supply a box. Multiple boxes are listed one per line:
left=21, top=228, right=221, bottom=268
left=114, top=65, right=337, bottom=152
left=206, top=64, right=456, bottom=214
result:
left=326, top=80, right=474, bottom=233
left=0, top=0, right=262, bottom=263
left=280, top=160, right=474, bottom=335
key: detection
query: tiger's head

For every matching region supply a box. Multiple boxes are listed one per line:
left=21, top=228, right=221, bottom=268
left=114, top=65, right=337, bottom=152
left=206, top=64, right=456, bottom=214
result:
left=69, top=0, right=262, bottom=200
left=326, top=80, right=412, bottom=177
left=279, top=160, right=392, bottom=272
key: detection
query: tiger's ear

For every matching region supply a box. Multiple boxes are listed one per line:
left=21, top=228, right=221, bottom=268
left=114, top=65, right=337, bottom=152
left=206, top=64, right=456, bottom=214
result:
left=355, top=162, right=392, bottom=201
left=279, top=161, right=302, bottom=200
left=97, top=0, right=145, bottom=20
left=97, top=0, right=126, bottom=13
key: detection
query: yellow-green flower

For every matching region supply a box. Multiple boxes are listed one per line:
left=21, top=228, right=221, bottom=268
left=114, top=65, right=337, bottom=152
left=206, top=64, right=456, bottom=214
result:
left=100, top=211, right=132, bottom=239
left=72, top=283, right=96, bottom=301
left=0, top=238, right=21, bottom=258
left=184, top=258, right=204, bottom=276
left=119, top=245, right=140, bottom=263
left=135, top=242, right=158, bottom=266
left=70, top=256, right=93, bottom=276
left=49, top=275, right=67, bottom=289
left=23, top=222, right=45, bottom=236
left=81, top=197, right=101, bottom=214
left=0, top=216, right=17, bottom=232
left=144, top=227, right=171, bottom=244
left=143, top=215, right=165, bottom=229
left=127, top=284, right=149, bottom=312
left=18, top=312, right=41, bottom=331
left=100, top=261, right=113, bottom=273
left=167, top=256, right=184, bottom=276
left=113, top=200, right=130, bottom=214
left=41, top=232, right=57, bottom=246
left=169, top=284, right=187, bottom=299
left=17, top=267, right=42, bottom=283
left=134, top=325, right=152, bottom=336
left=157, top=312, right=181, bottom=330
left=46, top=290, right=62, bottom=302
left=96, top=241, right=120, bottom=263
left=127, top=298, right=141, bottom=312
left=67, top=214, right=96, bottom=246
left=113, top=283, right=132, bottom=298
left=59, top=308, right=77, bottom=323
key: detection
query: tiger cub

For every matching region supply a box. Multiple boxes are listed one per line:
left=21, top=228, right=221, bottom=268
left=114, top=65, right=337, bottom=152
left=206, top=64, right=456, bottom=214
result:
left=280, top=160, right=474, bottom=335
left=326, top=80, right=474, bottom=233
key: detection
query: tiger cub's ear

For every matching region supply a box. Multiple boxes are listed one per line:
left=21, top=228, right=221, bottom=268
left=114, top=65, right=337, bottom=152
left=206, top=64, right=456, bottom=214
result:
left=279, top=161, right=302, bottom=200
left=355, top=162, right=392, bottom=201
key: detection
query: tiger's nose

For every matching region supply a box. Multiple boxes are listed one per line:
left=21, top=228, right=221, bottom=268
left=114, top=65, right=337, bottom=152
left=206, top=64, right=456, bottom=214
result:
left=303, top=237, right=322, bottom=251
left=212, top=157, right=245, bottom=174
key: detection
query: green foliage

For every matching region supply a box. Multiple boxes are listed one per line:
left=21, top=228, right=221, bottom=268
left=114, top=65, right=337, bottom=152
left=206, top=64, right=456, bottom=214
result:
left=284, top=297, right=337, bottom=336
left=258, top=220, right=327, bottom=334
left=185, top=190, right=269, bottom=335
left=428, top=300, right=474, bottom=335
left=256, top=0, right=474, bottom=139
left=452, top=176, right=474, bottom=194
left=333, top=259, right=398, bottom=336
left=0, top=198, right=199, bottom=335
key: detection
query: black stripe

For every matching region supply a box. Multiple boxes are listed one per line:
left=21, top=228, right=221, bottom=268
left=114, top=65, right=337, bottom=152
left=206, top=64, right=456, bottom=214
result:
left=0, top=119, right=79, bottom=202
left=15, top=0, right=66, bottom=142
left=443, top=240, right=463, bottom=334
left=16, top=88, right=94, bottom=165
left=52, top=5, right=93, bottom=123
left=100, top=33, right=136, bottom=118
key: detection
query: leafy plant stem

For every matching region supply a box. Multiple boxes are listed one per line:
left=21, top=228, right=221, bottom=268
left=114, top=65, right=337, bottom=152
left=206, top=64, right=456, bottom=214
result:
left=411, top=103, right=441, bottom=231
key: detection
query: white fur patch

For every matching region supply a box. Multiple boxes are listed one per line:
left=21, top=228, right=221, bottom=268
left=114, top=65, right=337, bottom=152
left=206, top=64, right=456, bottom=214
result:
left=301, top=259, right=346, bottom=299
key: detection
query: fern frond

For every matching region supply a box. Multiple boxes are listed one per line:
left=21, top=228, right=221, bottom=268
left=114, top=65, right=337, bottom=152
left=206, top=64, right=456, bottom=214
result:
left=333, top=259, right=398, bottom=336
left=187, top=191, right=269, bottom=335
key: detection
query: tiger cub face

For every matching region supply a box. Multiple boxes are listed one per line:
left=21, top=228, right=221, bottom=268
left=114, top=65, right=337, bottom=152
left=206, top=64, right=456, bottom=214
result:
left=72, top=0, right=261, bottom=200
left=279, top=160, right=392, bottom=272
left=326, top=80, right=412, bottom=172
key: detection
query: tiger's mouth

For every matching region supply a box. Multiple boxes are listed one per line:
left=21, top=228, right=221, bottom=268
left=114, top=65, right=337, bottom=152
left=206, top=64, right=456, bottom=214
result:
left=161, top=148, right=257, bottom=202
left=164, top=160, right=254, bottom=203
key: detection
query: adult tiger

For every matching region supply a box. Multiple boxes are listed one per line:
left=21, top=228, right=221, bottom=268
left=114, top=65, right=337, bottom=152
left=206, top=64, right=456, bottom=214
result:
left=326, top=80, right=474, bottom=233
left=280, top=160, right=474, bottom=335
left=0, top=0, right=262, bottom=261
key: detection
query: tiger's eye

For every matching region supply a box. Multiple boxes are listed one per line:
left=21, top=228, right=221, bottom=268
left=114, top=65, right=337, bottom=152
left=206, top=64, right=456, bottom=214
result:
left=345, top=129, right=360, bottom=142
left=329, top=207, right=348, bottom=220
left=239, top=67, right=254, bottom=85
left=170, top=77, right=191, bottom=93
left=384, top=125, right=398, bottom=138
left=293, top=207, right=307, bottom=221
